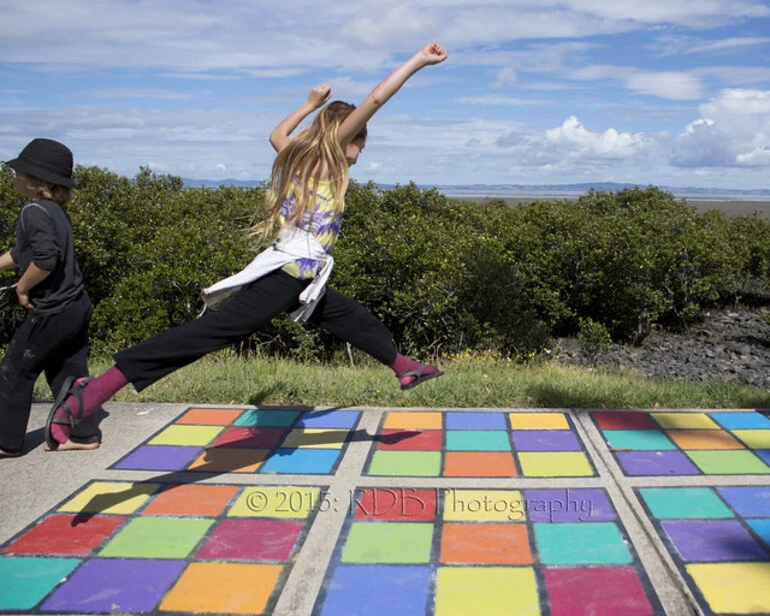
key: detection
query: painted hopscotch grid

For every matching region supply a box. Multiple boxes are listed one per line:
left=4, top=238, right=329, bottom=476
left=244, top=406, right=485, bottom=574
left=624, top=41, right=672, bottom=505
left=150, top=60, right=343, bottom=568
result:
left=363, top=411, right=597, bottom=478
left=110, top=407, right=362, bottom=474
left=0, top=479, right=328, bottom=614
left=590, top=411, right=770, bottom=476
left=635, top=485, right=770, bottom=615
left=313, top=487, right=663, bottom=616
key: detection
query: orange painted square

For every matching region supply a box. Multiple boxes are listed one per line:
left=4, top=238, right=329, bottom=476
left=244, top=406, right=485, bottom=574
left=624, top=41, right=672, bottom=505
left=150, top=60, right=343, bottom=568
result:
left=444, top=452, right=517, bottom=477
left=177, top=408, right=244, bottom=426
left=188, top=448, right=270, bottom=473
left=159, top=562, right=282, bottom=614
left=382, top=412, right=442, bottom=430
left=440, top=523, right=532, bottom=565
left=142, top=484, right=239, bottom=516
left=666, top=429, right=744, bottom=450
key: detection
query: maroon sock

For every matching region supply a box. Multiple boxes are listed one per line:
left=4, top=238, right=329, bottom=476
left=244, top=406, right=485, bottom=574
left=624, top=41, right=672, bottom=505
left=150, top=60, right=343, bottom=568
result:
left=50, top=366, right=129, bottom=444
left=389, top=353, right=438, bottom=387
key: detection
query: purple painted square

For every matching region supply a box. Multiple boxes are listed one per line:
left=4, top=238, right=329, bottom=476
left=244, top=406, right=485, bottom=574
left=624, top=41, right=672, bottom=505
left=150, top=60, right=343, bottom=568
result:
left=524, top=489, right=616, bottom=522
left=196, top=519, right=304, bottom=561
left=445, top=412, right=506, bottom=430
left=512, top=430, right=580, bottom=451
left=113, top=445, right=202, bottom=471
left=295, top=409, right=359, bottom=429
left=616, top=450, right=700, bottom=476
left=662, top=520, right=769, bottom=562
left=40, top=558, right=185, bottom=613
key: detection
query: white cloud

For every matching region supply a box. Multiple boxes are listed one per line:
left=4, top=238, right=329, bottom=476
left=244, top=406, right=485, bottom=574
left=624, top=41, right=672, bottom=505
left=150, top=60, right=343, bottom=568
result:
left=457, top=95, right=544, bottom=106
left=571, top=65, right=704, bottom=100
left=542, top=116, right=659, bottom=160
left=493, top=67, right=517, bottom=88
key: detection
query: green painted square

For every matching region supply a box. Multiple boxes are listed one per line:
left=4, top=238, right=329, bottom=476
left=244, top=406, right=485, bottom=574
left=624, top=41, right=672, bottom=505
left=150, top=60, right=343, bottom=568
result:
left=367, top=450, right=441, bottom=476
left=234, top=409, right=300, bottom=427
left=0, top=556, right=81, bottom=610
left=686, top=450, right=770, bottom=475
left=341, top=522, right=433, bottom=563
left=533, top=522, right=632, bottom=566
left=604, top=430, right=676, bottom=451
left=639, top=487, right=733, bottom=519
left=445, top=430, right=511, bottom=451
left=98, top=517, right=214, bottom=558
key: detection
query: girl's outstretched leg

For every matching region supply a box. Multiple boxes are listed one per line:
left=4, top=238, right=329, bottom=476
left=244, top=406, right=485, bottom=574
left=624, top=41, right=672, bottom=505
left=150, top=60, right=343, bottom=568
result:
left=389, top=353, right=443, bottom=390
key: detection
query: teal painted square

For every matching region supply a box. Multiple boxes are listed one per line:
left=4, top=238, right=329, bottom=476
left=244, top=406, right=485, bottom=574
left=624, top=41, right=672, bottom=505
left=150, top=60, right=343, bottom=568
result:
left=747, top=519, right=770, bottom=546
left=367, top=451, right=441, bottom=476
left=533, top=522, right=632, bottom=565
left=445, top=430, right=511, bottom=451
left=99, top=517, right=213, bottom=558
left=604, top=430, right=676, bottom=451
left=260, top=448, right=339, bottom=474
left=639, top=487, right=733, bottom=519
left=0, top=556, right=80, bottom=609
left=341, top=522, right=433, bottom=563
left=234, top=409, right=300, bottom=427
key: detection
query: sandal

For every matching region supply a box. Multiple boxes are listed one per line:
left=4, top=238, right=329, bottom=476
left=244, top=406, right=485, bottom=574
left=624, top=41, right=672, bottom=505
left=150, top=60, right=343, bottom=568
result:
left=45, top=376, right=92, bottom=451
left=399, top=364, right=444, bottom=391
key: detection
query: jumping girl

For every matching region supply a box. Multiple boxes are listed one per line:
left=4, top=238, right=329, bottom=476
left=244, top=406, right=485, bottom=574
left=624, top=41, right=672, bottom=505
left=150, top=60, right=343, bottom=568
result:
left=45, top=42, right=448, bottom=449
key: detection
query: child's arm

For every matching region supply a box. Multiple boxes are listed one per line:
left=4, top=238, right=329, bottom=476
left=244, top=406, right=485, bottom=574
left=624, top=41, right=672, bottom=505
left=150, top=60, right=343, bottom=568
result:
left=0, top=251, right=15, bottom=272
left=16, top=262, right=51, bottom=310
left=269, top=85, right=332, bottom=154
left=337, top=42, right=448, bottom=146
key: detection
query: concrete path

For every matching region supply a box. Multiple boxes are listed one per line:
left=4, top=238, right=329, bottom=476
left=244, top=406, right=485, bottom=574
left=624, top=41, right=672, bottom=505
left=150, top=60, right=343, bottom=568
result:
left=0, top=403, right=768, bottom=615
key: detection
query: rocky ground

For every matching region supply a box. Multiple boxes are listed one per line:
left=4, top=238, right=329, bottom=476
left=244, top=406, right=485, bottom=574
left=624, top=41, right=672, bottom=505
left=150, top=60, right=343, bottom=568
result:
left=556, top=308, right=770, bottom=389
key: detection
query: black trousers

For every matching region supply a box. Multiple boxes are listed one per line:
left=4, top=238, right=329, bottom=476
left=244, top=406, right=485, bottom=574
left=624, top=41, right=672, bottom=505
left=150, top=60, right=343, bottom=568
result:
left=115, top=270, right=398, bottom=392
left=0, top=293, right=102, bottom=453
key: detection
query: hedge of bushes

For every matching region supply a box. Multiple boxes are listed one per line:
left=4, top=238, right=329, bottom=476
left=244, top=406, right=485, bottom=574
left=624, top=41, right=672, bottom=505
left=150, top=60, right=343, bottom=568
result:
left=2, top=164, right=770, bottom=360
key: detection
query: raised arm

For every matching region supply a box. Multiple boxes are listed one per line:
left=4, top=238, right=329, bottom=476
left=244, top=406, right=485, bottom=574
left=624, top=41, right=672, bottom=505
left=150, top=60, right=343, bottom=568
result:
left=269, top=84, right=332, bottom=153
left=337, top=42, right=448, bottom=147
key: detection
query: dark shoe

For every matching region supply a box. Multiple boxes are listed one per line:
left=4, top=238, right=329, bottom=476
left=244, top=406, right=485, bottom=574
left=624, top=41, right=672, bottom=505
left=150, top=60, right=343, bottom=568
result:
left=399, top=364, right=444, bottom=391
left=45, top=376, right=92, bottom=451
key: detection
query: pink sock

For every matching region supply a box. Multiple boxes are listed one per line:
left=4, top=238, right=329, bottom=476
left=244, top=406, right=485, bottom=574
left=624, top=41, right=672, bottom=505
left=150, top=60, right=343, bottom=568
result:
left=50, top=366, right=129, bottom=444
left=389, top=353, right=438, bottom=387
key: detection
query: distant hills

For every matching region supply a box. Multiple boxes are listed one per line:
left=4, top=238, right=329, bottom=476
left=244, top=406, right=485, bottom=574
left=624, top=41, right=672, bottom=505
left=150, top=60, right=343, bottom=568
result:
left=181, top=178, right=770, bottom=198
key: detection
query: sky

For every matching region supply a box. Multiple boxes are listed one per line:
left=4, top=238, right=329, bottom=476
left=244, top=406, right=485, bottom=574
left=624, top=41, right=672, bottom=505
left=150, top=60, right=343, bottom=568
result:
left=1, top=0, right=770, bottom=191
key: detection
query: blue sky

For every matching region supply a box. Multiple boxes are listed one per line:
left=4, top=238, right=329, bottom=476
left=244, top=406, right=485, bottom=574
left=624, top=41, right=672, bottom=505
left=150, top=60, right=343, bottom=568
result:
left=2, top=0, right=770, bottom=190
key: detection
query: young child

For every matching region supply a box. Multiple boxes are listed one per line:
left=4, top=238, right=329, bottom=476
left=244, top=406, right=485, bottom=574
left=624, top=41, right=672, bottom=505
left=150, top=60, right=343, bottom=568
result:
left=44, top=42, right=448, bottom=448
left=0, top=138, right=102, bottom=456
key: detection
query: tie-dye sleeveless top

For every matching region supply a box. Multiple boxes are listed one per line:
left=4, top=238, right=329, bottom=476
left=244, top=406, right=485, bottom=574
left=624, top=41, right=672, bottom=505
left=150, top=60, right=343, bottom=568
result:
left=279, top=178, right=343, bottom=279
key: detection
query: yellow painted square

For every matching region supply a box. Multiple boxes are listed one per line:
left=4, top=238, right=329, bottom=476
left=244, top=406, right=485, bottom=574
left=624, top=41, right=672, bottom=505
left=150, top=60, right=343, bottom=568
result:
left=666, top=429, right=744, bottom=450
left=382, top=412, right=442, bottom=430
left=280, top=428, right=347, bottom=449
left=159, top=562, right=282, bottom=614
left=733, top=430, right=770, bottom=450
left=434, top=567, right=540, bottom=616
left=148, top=425, right=224, bottom=446
left=508, top=413, right=569, bottom=430
left=443, top=489, right=526, bottom=522
left=228, top=486, right=321, bottom=519
left=687, top=563, right=770, bottom=614
left=518, top=452, right=593, bottom=477
left=58, top=481, right=159, bottom=514
left=651, top=413, right=719, bottom=430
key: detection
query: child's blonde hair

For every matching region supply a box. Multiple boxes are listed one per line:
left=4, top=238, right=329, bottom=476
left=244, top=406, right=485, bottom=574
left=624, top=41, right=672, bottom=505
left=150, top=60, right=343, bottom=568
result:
left=254, top=101, right=367, bottom=239
left=23, top=174, right=74, bottom=206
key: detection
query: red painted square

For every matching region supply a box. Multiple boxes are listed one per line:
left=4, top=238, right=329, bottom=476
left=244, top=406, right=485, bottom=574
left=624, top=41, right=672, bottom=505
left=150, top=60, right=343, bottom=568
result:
left=545, top=567, right=654, bottom=616
left=196, top=519, right=303, bottom=561
left=593, top=412, right=657, bottom=431
left=2, top=514, right=125, bottom=556
left=376, top=429, right=442, bottom=450
left=210, top=426, right=287, bottom=449
left=353, top=488, right=437, bottom=521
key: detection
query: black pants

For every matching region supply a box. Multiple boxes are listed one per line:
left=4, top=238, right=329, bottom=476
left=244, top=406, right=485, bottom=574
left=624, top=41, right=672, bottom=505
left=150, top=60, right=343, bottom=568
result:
left=0, top=293, right=102, bottom=453
left=115, top=270, right=398, bottom=392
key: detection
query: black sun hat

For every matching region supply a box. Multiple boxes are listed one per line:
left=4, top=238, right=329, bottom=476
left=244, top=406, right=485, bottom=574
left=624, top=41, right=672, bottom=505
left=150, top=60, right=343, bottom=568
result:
left=5, top=138, right=76, bottom=188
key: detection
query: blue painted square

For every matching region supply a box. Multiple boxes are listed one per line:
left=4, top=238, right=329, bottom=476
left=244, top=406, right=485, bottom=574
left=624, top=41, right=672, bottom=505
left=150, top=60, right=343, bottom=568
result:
left=755, top=449, right=770, bottom=465
left=319, top=565, right=430, bottom=616
left=747, top=519, right=770, bottom=547
left=0, top=556, right=80, bottom=610
left=260, top=448, right=339, bottom=474
left=717, top=486, right=770, bottom=518
left=710, top=412, right=770, bottom=430
left=234, top=409, right=300, bottom=427
left=445, top=412, right=507, bottom=430
left=295, top=410, right=359, bottom=429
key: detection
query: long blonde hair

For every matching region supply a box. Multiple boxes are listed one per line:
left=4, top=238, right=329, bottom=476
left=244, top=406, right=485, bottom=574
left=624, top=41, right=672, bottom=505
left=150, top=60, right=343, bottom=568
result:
left=254, top=101, right=367, bottom=239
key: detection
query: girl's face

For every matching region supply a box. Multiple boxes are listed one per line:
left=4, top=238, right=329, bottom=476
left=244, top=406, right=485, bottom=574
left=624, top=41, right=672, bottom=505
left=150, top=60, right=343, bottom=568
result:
left=345, top=136, right=366, bottom=167
left=12, top=173, right=39, bottom=199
